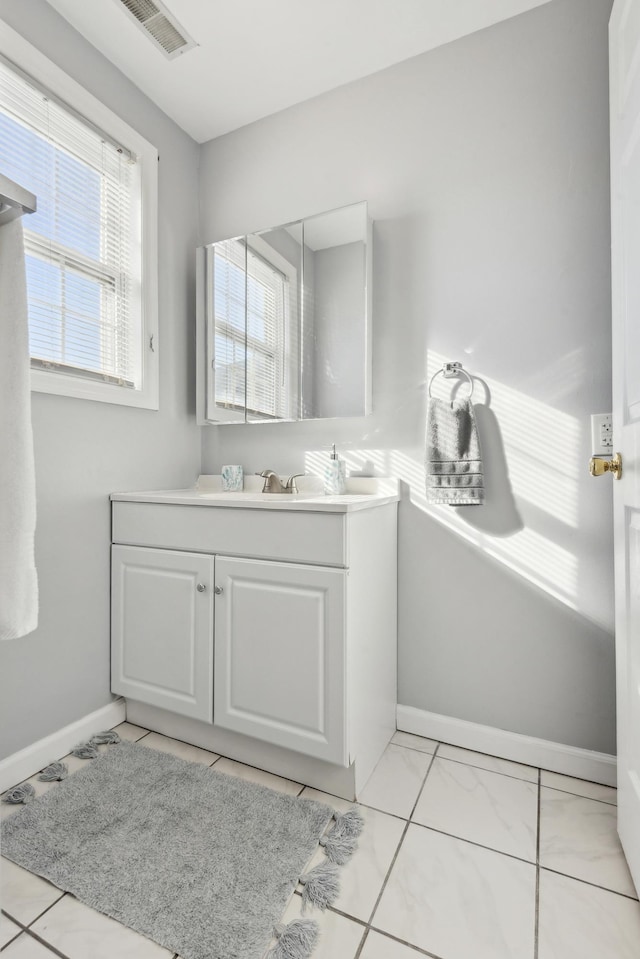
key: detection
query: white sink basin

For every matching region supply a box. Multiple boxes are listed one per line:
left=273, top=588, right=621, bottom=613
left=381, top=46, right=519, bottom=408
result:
left=197, top=491, right=319, bottom=502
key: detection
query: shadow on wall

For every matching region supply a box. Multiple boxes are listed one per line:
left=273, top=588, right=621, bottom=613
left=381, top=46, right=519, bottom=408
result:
left=304, top=349, right=610, bottom=634
left=455, top=398, right=523, bottom=537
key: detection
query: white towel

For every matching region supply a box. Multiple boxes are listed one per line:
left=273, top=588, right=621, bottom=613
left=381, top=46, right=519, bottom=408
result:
left=0, top=217, right=38, bottom=639
left=426, top=396, right=484, bottom=506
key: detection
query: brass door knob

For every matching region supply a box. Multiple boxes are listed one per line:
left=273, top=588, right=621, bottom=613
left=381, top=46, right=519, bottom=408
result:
left=589, top=452, right=622, bottom=480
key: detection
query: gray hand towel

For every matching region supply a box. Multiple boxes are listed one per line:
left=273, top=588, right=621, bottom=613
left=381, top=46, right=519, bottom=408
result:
left=426, top=396, right=484, bottom=505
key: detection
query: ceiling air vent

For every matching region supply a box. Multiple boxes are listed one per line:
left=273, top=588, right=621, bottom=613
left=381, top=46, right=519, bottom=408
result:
left=116, top=0, right=197, bottom=59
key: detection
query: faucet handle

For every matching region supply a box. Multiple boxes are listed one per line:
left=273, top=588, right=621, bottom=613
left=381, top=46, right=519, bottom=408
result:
left=285, top=473, right=305, bottom=493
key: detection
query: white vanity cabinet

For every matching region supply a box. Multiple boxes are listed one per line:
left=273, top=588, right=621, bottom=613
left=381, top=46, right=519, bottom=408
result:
left=214, top=556, right=346, bottom=764
left=111, top=546, right=214, bottom=723
left=110, top=481, right=398, bottom=799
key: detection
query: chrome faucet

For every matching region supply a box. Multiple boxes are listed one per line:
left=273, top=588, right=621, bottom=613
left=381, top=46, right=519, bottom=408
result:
left=258, top=470, right=304, bottom=494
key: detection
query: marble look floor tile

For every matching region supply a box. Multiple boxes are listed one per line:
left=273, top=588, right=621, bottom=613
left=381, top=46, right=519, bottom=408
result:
left=299, top=788, right=405, bottom=921
left=538, top=869, right=640, bottom=959
left=541, top=771, right=616, bottom=805
left=2, top=932, right=59, bottom=957
left=112, top=722, right=150, bottom=742
left=0, top=859, right=63, bottom=926
left=360, top=929, right=424, bottom=959
left=358, top=746, right=432, bottom=819
left=138, top=731, right=218, bottom=765
left=373, top=824, right=536, bottom=959
left=274, top=893, right=365, bottom=959
left=412, top=757, right=537, bottom=861
left=0, top=913, right=22, bottom=948
left=30, top=895, right=173, bottom=958
left=390, top=731, right=438, bottom=754
left=437, top=743, right=538, bottom=783
left=539, top=787, right=636, bottom=897
left=212, top=757, right=302, bottom=796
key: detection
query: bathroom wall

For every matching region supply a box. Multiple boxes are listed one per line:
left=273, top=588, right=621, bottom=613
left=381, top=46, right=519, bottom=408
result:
left=199, top=0, right=616, bottom=752
left=0, top=0, right=201, bottom=758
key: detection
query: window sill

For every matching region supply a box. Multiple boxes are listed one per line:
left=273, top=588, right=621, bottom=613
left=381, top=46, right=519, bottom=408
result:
left=31, top=366, right=159, bottom=410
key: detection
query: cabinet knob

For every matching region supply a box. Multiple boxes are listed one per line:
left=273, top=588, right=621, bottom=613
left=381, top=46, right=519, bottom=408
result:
left=196, top=583, right=206, bottom=592
left=214, top=586, right=223, bottom=595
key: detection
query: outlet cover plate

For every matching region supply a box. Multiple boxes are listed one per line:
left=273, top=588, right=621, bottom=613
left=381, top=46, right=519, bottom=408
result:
left=591, top=413, right=613, bottom=455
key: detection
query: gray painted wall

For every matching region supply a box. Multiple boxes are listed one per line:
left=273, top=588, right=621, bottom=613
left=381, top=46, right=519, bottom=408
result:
left=0, top=0, right=201, bottom=758
left=199, top=0, right=616, bottom=752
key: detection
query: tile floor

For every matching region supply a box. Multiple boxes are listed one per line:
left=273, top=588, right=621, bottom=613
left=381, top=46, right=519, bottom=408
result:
left=1, top=724, right=639, bottom=959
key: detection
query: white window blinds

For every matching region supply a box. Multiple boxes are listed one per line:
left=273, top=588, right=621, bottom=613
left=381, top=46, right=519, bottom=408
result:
left=213, top=238, right=293, bottom=420
left=0, top=56, right=142, bottom=388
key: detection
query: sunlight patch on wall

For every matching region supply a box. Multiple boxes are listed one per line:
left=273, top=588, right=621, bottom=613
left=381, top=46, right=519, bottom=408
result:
left=426, top=351, right=581, bottom=527
left=303, top=349, right=585, bottom=615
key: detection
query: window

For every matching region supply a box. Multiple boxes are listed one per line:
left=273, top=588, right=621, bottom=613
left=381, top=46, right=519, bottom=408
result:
left=212, top=236, right=298, bottom=420
left=0, top=30, right=158, bottom=408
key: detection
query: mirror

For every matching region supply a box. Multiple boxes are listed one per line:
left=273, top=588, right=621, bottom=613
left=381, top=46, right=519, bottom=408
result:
left=196, top=201, right=371, bottom=424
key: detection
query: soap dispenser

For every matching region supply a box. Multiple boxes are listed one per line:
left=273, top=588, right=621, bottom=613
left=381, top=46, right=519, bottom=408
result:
left=324, top=444, right=347, bottom=495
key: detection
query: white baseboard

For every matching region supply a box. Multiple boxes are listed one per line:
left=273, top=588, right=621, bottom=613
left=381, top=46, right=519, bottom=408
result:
left=397, top=705, right=617, bottom=787
left=0, top=699, right=126, bottom=793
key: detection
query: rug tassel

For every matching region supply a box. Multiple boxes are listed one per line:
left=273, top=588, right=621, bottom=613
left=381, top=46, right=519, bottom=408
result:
left=299, top=862, right=340, bottom=911
left=268, top=919, right=319, bottom=959
left=320, top=807, right=364, bottom=865
left=70, top=742, right=98, bottom=759
left=89, top=730, right=121, bottom=745
left=38, top=762, right=68, bottom=782
left=2, top=783, right=35, bottom=804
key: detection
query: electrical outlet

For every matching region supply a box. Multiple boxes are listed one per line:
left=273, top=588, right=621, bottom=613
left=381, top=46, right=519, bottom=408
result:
left=590, top=413, right=613, bottom=455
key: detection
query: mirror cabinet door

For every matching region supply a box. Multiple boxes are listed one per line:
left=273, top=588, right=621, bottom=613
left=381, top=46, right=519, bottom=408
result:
left=245, top=221, right=303, bottom=423
left=198, top=202, right=370, bottom=424
left=300, top=205, right=369, bottom=419
left=204, top=236, right=247, bottom=424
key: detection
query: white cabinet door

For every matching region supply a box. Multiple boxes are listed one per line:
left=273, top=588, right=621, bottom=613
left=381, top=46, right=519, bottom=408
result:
left=111, top=545, right=214, bottom=722
left=214, top=556, right=347, bottom=765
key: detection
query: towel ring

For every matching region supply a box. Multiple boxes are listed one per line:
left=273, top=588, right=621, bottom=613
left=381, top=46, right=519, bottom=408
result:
left=428, top=361, right=474, bottom=399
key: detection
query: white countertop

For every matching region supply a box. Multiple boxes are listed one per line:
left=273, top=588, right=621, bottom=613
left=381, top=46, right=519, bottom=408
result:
left=111, top=475, right=400, bottom=514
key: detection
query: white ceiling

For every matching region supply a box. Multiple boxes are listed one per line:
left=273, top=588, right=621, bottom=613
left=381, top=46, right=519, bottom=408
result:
left=44, top=0, right=552, bottom=144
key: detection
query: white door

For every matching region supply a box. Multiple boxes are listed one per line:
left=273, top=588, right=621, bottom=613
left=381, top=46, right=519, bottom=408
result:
left=214, top=556, right=347, bottom=765
left=610, top=0, right=640, bottom=891
left=111, top=545, right=214, bottom=722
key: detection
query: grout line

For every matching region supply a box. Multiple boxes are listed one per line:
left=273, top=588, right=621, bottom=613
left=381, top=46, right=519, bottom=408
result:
left=409, top=821, right=537, bottom=868
left=20, top=927, right=72, bottom=959
left=534, top=768, right=541, bottom=959
left=539, top=784, right=617, bottom=807
left=539, top=770, right=617, bottom=790
left=352, top=925, right=370, bottom=959
left=339, top=800, right=407, bottom=823
left=1, top=910, right=26, bottom=929
left=408, top=743, right=439, bottom=820
left=0, top=921, right=24, bottom=953
left=0, top=935, right=22, bottom=953
left=539, top=866, right=640, bottom=903
left=132, top=730, right=152, bottom=742
left=433, top=754, right=539, bottom=786
left=22, top=892, right=67, bottom=930
left=364, top=745, right=441, bottom=929
left=323, top=904, right=367, bottom=927
left=201, top=754, right=302, bottom=791
left=367, top=924, right=446, bottom=958
left=389, top=738, right=439, bottom=756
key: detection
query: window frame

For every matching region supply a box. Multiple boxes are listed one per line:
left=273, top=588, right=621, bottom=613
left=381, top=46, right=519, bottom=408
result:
left=0, top=22, right=159, bottom=410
